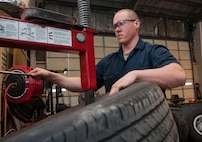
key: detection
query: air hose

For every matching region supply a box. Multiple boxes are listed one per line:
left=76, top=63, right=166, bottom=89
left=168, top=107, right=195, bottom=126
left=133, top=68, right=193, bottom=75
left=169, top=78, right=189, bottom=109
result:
left=2, top=65, right=43, bottom=103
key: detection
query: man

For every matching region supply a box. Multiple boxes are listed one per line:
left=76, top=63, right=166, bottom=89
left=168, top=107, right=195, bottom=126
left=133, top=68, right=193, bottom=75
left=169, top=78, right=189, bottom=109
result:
left=29, top=9, right=186, bottom=96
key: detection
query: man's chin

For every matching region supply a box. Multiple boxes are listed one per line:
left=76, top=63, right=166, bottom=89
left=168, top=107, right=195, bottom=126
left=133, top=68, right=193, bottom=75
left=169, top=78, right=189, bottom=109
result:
left=118, top=39, right=124, bottom=44
left=119, top=40, right=126, bottom=45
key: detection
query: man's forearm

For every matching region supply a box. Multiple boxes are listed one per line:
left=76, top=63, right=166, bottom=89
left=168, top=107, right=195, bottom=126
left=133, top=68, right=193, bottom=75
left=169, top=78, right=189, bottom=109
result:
left=48, top=72, right=83, bottom=92
left=109, top=63, right=186, bottom=95
left=135, top=63, right=186, bottom=89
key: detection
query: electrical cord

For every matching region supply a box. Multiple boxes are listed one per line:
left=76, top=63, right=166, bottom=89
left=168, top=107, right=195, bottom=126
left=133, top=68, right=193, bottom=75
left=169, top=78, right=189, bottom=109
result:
left=4, top=128, right=16, bottom=136
left=0, top=82, right=16, bottom=123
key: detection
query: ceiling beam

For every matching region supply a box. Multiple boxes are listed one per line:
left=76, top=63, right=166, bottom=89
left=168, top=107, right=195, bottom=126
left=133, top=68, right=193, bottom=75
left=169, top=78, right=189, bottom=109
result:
left=125, top=0, right=140, bottom=9
left=166, top=0, right=202, bottom=6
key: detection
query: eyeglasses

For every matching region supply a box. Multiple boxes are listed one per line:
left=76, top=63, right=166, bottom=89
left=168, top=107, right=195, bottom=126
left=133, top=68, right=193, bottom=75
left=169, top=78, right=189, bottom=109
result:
left=113, top=19, right=136, bottom=29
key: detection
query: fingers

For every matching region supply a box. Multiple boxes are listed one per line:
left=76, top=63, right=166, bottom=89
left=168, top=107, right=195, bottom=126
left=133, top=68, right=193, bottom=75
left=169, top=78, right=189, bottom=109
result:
left=109, top=82, right=120, bottom=96
left=28, top=68, right=37, bottom=76
left=109, top=72, right=136, bottom=96
left=109, top=86, right=119, bottom=96
left=28, top=68, right=43, bottom=80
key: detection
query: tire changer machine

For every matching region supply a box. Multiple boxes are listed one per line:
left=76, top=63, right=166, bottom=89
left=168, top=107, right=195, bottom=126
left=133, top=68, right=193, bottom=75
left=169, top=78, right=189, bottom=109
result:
left=0, top=2, right=97, bottom=132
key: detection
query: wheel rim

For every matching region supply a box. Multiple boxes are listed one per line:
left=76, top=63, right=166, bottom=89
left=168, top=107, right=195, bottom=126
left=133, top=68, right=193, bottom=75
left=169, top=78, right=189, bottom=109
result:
left=193, top=114, right=202, bottom=135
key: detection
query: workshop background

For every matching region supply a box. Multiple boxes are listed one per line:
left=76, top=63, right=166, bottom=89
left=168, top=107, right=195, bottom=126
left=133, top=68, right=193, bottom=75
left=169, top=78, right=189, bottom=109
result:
left=0, top=0, right=202, bottom=137
left=29, top=0, right=202, bottom=105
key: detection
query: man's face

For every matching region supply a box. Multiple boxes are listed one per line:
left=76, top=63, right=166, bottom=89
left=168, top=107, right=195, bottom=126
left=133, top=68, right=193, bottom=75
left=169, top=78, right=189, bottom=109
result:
left=113, top=11, right=139, bottom=45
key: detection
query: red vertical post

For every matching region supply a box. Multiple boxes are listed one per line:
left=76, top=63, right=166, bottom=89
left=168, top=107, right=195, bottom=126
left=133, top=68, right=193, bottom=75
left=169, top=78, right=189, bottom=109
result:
left=79, top=28, right=97, bottom=90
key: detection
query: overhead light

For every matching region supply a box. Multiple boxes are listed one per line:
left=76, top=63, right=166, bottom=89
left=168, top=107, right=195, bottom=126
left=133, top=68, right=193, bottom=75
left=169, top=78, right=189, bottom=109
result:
left=185, top=82, right=192, bottom=86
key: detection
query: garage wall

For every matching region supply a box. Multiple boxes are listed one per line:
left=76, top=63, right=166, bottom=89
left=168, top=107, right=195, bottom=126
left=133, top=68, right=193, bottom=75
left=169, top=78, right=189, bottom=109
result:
left=46, top=52, right=80, bottom=107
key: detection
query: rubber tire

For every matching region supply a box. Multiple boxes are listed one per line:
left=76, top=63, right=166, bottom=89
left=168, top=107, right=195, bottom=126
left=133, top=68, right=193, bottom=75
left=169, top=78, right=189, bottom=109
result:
left=171, top=108, right=189, bottom=142
left=1, top=82, right=179, bottom=142
left=187, top=109, right=202, bottom=142
left=7, top=97, right=46, bottom=122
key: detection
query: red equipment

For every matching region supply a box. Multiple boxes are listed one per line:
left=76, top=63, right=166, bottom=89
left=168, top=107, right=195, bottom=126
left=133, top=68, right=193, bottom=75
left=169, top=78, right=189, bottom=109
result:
left=2, top=65, right=43, bottom=103
left=0, top=7, right=98, bottom=91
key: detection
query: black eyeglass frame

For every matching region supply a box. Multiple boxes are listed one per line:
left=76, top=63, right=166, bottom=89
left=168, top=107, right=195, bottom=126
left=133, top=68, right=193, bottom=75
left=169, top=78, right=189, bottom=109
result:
left=113, top=19, right=136, bottom=29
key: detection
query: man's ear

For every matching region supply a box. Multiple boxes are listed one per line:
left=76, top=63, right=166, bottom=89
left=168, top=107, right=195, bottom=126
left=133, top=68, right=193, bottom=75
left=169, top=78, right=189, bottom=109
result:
left=135, top=19, right=141, bottom=28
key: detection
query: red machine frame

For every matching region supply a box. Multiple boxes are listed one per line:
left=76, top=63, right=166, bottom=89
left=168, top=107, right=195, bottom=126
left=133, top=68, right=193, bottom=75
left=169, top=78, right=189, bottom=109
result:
left=0, top=15, right=98, bottom=90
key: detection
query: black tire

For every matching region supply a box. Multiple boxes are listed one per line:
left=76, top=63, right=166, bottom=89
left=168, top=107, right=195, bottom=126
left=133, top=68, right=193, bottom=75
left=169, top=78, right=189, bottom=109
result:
left=1, top=82, right=179, bottom=142
left=187, top=109, right=202, bottom=142
left=171, top=108, right=189, bottom=142
left=7, top=97, right=46, bottom=122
